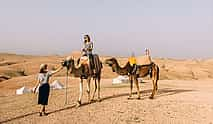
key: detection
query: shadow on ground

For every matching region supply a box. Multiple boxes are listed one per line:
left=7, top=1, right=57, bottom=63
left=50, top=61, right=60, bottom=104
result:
left=0, top=112, right=39, bottom=124
left=0, top=88, right=194, bottom=123
left=101, top=88, right=194, bottom=101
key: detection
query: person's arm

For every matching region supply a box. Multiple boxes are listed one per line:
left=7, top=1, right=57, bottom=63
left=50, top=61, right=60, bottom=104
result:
left=50, top=65, right=64, bottom=75
left=82, top=43, right=87, bottom=52
left=34, top=77, right=40, bottom=94
left=88, top=42, right=93, bottom=51
left=91, top=42, right=93, bottom=49
left=84, top=43, right=89, bottom=51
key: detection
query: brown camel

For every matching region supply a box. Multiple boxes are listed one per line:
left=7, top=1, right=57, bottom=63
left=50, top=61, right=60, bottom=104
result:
left=105, top=57, right=159, bottom=99
left=67, top=55, right=102, bottom=106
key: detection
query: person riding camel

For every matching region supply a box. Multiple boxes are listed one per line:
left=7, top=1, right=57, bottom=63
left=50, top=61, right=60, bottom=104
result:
left=128, top=52, right=137, bottom=74
left=82, top=35, right=93, bottom=56
left=145, top=48, right=153, bottom=74
left=145, top=48, right=152, bottom=64
left=81, top=35, right=95, bottom=74
left=145, top=48, right=150, bottom=56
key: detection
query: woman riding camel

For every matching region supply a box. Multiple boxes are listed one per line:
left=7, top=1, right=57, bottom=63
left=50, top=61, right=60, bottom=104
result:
left=34, top=64, right=63, bottom=116
left=81, top=35, right=95, bottom=73
left=82, top=35, right=93, bottom=56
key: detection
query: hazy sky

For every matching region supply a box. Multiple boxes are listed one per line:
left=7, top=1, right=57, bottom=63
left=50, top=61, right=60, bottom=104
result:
left=0, top=0, right=213, bottom=58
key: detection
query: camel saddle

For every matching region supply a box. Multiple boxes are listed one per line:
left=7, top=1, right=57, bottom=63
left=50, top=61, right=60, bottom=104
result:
left=78, top=54, right=101, bottom=78
left=79, top=56, right=90, bottom=66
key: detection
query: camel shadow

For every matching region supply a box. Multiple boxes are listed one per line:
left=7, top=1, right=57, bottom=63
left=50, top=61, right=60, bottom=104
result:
left=78, top=88, right=194, bottom=107
left=0, top=88, right=194, bottom=123
left=47, top=104, right=77, bottom=114
left=101, top=88, right=194, bottom=101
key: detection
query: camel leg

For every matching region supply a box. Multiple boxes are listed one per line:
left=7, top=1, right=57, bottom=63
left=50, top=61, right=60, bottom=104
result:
left=150, top=79, right=156, bottom=99
left=134, top=77, right=140, bottom=99
left=153, top=66, right=158, bottom=92
left=92, top=79, right=97, bottom=101
left=151, top=67, right=159, bottom=99
left=154, top=65, right=159, bottom=95
left=87, top=78, right=91, bottom=103
left=97, top=77, right=101, bottom=102
left=78, top=79, right=83, bottom=106
left=155, top=80, right=158, bottom=92
left=128, top=76, right=133, bottom=99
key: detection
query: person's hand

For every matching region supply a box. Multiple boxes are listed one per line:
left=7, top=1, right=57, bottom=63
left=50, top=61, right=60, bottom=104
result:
left=33, top=87, right=37, bottom=94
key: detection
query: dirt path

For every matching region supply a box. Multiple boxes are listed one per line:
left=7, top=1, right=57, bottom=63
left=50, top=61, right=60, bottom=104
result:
left=1, top=79, right=213, bottom=124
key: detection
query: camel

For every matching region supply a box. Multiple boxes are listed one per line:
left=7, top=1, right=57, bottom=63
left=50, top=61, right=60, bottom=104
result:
left=67, top=55, right=102, bottom=106
left=104, top=57, right=131, bottom=75
left=105, top=57, right=159, bottom=99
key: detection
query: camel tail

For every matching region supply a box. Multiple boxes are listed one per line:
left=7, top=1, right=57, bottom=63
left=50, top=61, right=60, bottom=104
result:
left=156, top=65, right=159, bottom=80
left=150, top=63, right=159, bottom=80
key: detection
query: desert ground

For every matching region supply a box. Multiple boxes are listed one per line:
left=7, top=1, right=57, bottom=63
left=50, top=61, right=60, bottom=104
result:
left=1, top=52, right=213, bottom=124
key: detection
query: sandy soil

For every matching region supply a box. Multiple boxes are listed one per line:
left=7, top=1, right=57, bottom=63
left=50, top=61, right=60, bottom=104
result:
left=1, top=78, right=213, bottom=124
left=1, top=53, right=213, bottom=124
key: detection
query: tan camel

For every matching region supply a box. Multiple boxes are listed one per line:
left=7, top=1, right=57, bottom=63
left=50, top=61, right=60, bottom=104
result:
left=105, top=58, right=159, bottom=99
left=67, top=55, right=102, bottom=106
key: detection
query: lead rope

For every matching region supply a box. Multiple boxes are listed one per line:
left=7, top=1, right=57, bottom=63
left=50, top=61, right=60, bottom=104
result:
left=65, top=68, right=69, bottom=105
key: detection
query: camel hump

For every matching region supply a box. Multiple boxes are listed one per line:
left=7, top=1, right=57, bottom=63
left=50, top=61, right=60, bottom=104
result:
left=79, top=56, right=89, bottom=66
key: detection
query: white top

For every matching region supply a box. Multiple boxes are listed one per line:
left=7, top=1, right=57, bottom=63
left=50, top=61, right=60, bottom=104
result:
left=82, top=41, right=93, bottom=55
left=38, top=71, right=53, bottom=85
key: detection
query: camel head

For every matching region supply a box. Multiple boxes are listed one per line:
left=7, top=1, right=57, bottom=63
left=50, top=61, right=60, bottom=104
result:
left=105, top=58, right=118, bottom=72
left=105, top=58, right=118, bottom=67
left=63, top=56, right=75, bottom=70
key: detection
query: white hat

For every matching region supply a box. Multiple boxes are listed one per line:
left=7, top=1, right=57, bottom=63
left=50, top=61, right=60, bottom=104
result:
left=40, top=64, right=47, bottom=70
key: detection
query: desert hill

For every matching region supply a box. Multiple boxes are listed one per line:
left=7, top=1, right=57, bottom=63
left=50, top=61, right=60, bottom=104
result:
left=1, top=53, right=213, bottom=80
left=1, top=53, right=213, bottom=96
left=1, top=53, right=213, bottom=123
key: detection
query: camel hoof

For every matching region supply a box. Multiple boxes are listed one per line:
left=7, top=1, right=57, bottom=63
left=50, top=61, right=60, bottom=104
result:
left=76, top=101, right=81, bottom=107
left=127, top=96, right=132, bottom=100
left=97, top=98, right=102, bottom=102
left=149, top=96, right=154, bottom=99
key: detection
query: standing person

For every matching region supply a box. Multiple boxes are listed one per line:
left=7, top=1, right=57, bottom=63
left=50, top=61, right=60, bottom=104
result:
left=81, top=34, right=95, bottom=73
left=128, top=52, right=137, bottom=74
left=34, top=64, right=63, bottom=116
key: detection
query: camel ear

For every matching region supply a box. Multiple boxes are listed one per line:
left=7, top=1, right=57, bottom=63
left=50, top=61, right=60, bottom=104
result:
left=112, top=67, right=115, bottom=72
